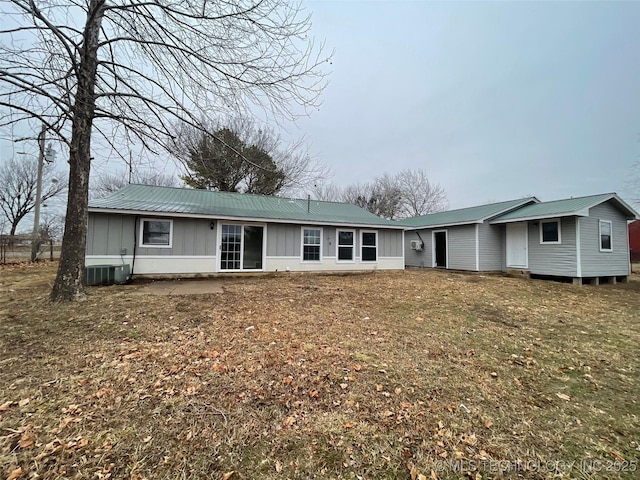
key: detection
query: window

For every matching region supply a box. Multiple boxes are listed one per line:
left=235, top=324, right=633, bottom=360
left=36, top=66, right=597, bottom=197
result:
left=361, top=231, right=377, bottom=262
left=141, top=219, right=172, bottom=247
left=302, top=228, right=322, bottom=261
left=337, top=230, right=355, bottom=261
left=599, top=220, right=612, bottom=251
left=540, top=220, right=561, bottom=244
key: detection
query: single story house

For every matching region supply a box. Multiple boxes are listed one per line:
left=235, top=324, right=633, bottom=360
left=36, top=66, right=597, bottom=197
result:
left=86, top=184, right=405, bottom=276
left=629, top=219, right=640, bottom=263
left=400, top=193, right=639, bottom=284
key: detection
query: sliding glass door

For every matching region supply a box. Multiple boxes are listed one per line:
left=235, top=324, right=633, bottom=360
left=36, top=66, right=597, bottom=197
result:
left=220, top=224, right=264, bottom=271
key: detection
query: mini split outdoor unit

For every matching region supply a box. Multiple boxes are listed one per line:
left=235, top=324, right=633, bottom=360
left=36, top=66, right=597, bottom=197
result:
left=410, top=240, right=423, bottom=251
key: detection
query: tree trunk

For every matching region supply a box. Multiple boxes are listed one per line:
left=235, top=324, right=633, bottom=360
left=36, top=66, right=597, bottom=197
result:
left=51, top=1, right=105, bottom=302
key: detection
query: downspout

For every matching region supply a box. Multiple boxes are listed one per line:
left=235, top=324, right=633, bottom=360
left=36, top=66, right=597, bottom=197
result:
left=575, top=217, right=581, bottom=278
left=131, top=216, right=139, bottom=279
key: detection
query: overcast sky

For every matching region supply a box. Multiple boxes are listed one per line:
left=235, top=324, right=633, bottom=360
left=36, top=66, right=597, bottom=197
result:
left=2, top=1, right=639, bottom=215
left=289, top=0, right=640, bottom=209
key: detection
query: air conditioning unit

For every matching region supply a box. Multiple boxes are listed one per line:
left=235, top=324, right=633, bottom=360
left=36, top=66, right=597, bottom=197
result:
left=410, top=239, right=423, bottom=251
left=84, top=264, right=131, bottom=286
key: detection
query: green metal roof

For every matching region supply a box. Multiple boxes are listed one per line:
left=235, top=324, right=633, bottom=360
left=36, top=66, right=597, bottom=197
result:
left=88, top=184, right=404, bottom=228
left=490, top=193, right=639, bottom=223
left=396, top=197, right=538, bottom=229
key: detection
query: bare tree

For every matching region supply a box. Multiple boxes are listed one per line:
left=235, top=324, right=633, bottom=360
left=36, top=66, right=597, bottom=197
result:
left=171, top=117, right=331, bottom=197
left=0, top=1, right=330, bottom=301
left=91, top=169, right=181, bottom=198
left=341, top=180, right=404, bottom=220
left=0, top=156, right=66, bottom=237
left=626, top=159, right=640, bottom=207
left=395, top=169, right=448, bottom=217
left=315, top=169, right=448, bottom=220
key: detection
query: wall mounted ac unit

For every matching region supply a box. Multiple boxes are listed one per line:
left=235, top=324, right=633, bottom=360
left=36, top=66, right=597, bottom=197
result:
left=410, top=240, right=423, bottom=251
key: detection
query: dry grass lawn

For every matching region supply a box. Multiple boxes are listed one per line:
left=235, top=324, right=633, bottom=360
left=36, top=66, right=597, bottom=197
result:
left=1, top=263, right=639, bottom=479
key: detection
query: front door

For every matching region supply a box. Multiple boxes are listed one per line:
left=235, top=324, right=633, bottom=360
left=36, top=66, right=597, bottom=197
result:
left=220, top=224, right=264, bottom=271
left=506, top=223, right=528, bottom=268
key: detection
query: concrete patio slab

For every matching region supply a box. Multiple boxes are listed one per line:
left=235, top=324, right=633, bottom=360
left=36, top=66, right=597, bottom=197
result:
left=131, top=279, right=225, bottom=295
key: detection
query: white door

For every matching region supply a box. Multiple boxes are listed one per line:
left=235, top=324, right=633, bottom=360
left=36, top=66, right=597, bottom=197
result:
left=506, top=223, right=528, bottom=268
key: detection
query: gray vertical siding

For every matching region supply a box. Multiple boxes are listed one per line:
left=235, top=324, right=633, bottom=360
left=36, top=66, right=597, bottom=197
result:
left=138, top=217, right=215, bottom=256
left=448, top=225, right=477, bottom=271
left=527, top=217, right=577, bottom=276
left=265, top=224, right=401, bottom=259
left=87, top=214, right=136, bottom=255
left=266, top=223, right=301, bottom=257
left=580, top=201, right=630, bottom=276
left=87, top=214, right=216, bottom=256
left=404, top=229, right=432, bottom=267
left=323, top=226, right=336, bottom=257
left=89, top=214, right=404, bottom=262
left=379, top=229, right=403, bottom=257
left=478, top=223, right=503, bottom=271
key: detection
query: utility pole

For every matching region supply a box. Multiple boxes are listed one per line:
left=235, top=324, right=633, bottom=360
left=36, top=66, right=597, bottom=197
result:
left=31, top=124, right=46, bottom=262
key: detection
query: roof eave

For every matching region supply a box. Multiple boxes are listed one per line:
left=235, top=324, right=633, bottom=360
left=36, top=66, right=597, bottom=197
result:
left=87, top=207, right=406, bottom=229
left=399, top=197, right=539, bottom=230
left=402, top=220, right=483, bottom=230
left=490, top=211, right=586, bottom=224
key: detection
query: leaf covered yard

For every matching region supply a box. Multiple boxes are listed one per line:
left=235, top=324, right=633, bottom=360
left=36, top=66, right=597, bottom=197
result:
left=1, top=264, right=639, bottom=479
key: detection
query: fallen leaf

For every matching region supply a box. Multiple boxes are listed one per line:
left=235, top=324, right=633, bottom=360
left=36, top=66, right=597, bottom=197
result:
left=0, top=401, right=11, bottom=411
left=18, top=430, right=35, bottom=449
left=283, top=416, right=296, bottom=427
left=376, top=384, right=383, bottom=392
left=18, top=398, right=30, bottom=407
left=275, top=461, right=283, bottom=473
left=408, top=462, right=418, bottom=480
left=556, top=393, right=571, bottom=401
left=143, top=436, right=152, bottom=443
left=344, top=422, right=355, bottom=429
left=339, top=383, right=348, bottom=389
left=484, top=419, right=493, bottom=428
left=394, top=387, right=402, bottom=395
left=353, top=364, right=362, bottom=371
left=7, top=467, right=23, bottom=480
left=431, top=470, right=438, bottom=480
left=222, top=472, right=235, bottom=480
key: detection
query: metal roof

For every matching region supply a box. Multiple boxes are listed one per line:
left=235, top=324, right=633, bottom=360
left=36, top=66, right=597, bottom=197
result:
left=490, top=193, right=639, bottom=223
left=88, top=184, right=404, bottom=228
left=396, top=197, right=538, bottom=229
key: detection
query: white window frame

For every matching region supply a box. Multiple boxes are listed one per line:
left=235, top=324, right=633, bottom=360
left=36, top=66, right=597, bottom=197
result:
left=336, top=229, right=356, bottom=263
left=360, top=230, right=378, bottom=263
left=139, top=218, right=173, bottom=248
left=539, top=219, right=561, bottom=244
left=301, top=226, right=323, bottom=263
left=599, top=220, right=613, bottom=252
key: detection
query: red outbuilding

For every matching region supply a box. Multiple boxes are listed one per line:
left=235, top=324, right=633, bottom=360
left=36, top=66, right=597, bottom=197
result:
left=630, top=220, right=640, bottom=263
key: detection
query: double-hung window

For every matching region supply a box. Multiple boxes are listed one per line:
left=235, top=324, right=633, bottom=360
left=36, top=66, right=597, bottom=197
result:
left=141, top=219, right=172, bottom=247
left=361, top=231, right=377, bottom=262
left=599, top=220, right=612, bottom=251
left=540, top=220, right=561, bottom=244
left=337, top=230, right=355, bottom=261
left=302, top=228, right=322, bottom=261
